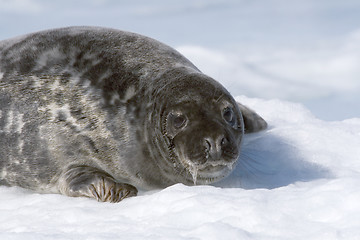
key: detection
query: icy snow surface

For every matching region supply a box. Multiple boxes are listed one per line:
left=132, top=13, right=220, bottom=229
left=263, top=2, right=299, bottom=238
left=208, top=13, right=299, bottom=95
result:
left=1, top=96, right=360, bottom=240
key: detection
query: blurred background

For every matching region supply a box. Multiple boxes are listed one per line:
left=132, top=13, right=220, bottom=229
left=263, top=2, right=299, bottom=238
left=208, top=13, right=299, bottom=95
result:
left=1, top=0, right=359, bottom=121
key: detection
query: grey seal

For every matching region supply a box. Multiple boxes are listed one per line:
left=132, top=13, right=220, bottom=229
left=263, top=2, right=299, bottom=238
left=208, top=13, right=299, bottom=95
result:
left=0, top=27, right=267, bottom=202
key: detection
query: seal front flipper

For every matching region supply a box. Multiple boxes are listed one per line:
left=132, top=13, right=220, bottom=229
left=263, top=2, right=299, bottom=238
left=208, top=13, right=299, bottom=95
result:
left=58, top=165, right=137, bottom=203
left=237, top=102, right=267, bottom=133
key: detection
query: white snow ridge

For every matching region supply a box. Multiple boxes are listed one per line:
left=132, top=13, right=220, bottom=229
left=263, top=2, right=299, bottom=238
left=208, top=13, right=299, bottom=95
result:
left=1, top=96, right=360, bottom=240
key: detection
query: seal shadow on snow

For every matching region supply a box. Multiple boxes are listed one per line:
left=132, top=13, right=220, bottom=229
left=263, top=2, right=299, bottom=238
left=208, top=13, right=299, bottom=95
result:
left=214, top=130, right=332, bottom=189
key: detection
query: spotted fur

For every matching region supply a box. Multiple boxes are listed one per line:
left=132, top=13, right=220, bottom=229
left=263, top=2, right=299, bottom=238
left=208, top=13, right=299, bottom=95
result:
left=0, top=27, right=267, bottom=202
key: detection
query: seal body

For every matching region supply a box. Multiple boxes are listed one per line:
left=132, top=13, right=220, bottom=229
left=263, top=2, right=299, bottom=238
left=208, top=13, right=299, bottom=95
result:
left=0, top=27, right=267, bottom=202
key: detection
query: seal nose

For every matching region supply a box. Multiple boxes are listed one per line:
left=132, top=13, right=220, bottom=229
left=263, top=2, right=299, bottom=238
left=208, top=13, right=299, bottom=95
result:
left=204, top=135, right=227, bottom=160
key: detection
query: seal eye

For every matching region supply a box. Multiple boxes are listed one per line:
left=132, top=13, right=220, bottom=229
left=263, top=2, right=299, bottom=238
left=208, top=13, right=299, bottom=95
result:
left=173, top=115, right=186, bottom=128
left=169, top=113, right=187, bottom=129
left=223, top=107, right=236, bottom=127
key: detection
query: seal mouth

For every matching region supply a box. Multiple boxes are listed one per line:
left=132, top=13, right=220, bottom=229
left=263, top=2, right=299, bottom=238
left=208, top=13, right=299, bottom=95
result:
left=196, top=162, right=236, bottom=184
left=177, top=153, right=237, bottom=185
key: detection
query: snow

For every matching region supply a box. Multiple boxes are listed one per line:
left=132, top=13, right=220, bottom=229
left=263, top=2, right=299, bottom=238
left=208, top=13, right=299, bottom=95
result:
left=1, top=96, right=360, bottom=239
left=1, top=1, right=360, bottom=239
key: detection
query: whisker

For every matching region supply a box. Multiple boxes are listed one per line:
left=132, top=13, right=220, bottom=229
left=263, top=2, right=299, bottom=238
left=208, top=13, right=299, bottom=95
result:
left=239, top=150, right=275, bottom=176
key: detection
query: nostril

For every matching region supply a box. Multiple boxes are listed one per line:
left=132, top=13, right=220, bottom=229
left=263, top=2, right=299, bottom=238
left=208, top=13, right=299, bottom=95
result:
left=204, top=136, right=226, bottom=160
left=220, top=137, right=228, bottom=147
left=204, top=137, right=227, bottom=151
left=204, top=138, right=212, bottom=151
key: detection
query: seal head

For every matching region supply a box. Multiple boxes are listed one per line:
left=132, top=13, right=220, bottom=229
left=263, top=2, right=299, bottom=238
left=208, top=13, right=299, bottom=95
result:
left=146, top=69, right=244, bottom=186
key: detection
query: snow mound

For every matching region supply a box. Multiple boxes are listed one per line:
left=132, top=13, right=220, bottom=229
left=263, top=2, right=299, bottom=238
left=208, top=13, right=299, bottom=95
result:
left=1, top=97, right=360, bottom=239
